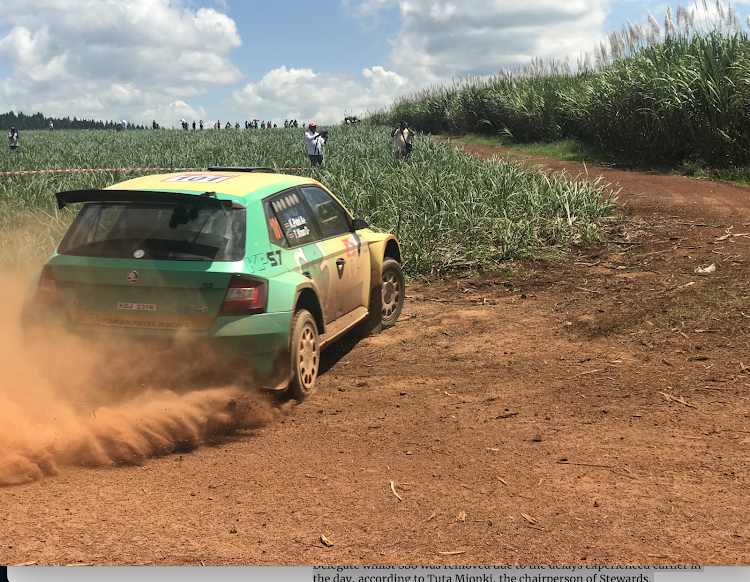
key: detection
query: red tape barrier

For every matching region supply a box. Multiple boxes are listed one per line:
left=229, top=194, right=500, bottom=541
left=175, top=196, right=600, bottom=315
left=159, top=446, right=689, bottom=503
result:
left=0, top=167, right=314, bottom=176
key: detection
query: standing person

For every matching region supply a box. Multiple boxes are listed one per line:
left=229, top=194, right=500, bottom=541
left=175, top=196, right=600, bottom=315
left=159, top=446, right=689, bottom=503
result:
left=192, top=121, right=196, bottom=130
left=305, top=123, right=326, bottom=168
left=199, top=120, right=204, bottom=130
left=261, top=121, right=266, bottom=129
left=49, top=120, right=54, bottom=131
left=391, top=121, right=415, bottom=158
left=8, top=127, right=19, bottom=151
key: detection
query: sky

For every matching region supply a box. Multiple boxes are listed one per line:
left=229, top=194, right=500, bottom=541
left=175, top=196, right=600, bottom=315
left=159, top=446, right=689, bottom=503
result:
left=0, top=0, right=749, bottom=127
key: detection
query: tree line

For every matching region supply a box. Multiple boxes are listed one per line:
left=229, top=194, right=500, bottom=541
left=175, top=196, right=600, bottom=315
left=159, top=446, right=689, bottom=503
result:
left=1, top=111, right=146, bottom=130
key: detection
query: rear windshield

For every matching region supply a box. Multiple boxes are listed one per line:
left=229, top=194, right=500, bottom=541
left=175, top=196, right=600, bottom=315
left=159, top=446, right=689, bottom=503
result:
left=58, top=202, right=246, bottom=261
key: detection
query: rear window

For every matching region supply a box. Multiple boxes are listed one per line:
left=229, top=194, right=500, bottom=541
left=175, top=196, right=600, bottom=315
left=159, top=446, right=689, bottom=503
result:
left=58, top=202, right=246, bottom=261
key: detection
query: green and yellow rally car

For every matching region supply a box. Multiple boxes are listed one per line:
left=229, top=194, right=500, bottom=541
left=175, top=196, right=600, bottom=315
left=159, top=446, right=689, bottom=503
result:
left=23, top=167, right=404, bottom=400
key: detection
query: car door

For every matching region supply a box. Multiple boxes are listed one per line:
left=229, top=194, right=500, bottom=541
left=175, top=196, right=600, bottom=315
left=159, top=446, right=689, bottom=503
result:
left=264, top=189, right=336, bottom=325
left=299, top=185, right=369, bottom=319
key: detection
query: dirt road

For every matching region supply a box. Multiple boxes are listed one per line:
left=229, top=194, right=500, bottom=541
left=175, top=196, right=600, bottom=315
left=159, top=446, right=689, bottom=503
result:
left=2, top=147, right=750, bottom=566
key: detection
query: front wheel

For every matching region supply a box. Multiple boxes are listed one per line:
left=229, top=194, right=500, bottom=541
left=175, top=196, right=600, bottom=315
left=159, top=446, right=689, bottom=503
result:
left=381, top=259, right=405, bottom=328
left=287, top=309, right=320, bottom=401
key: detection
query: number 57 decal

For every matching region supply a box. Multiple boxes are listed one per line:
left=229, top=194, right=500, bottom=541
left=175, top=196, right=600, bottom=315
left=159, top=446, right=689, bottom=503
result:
left=248, top=250, right=283, bottom=273
left=267, top=250, right=282, bottom=267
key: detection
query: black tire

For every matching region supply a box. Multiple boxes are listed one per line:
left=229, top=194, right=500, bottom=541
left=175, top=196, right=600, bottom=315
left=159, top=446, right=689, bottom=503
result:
left=381, top=259, right=405, bottom=328
left=287, top=309, right=320, bottom=401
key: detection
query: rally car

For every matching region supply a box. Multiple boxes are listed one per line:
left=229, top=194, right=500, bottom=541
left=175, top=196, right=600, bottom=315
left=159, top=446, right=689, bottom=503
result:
left=23, top=167, right=404, bottom=400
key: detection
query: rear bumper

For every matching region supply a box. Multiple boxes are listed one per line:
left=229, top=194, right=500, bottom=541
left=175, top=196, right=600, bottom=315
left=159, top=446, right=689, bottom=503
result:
left=22, top=300, right=293, bottom=381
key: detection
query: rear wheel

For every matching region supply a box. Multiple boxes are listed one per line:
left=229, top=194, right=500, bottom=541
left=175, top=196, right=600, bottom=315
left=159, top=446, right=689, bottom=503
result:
left=381, top=259, right=405, bottom=328
left=288, top=309, right=320, bottom=401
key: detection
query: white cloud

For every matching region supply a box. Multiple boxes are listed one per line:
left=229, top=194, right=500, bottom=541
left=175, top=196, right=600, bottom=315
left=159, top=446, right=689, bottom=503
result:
left=0, top=0, right=241, bottom=124
left=228, top=0, right=611, bottom=123
left=355, top=0, right=609, bottom=84
left=228, top=65, right=409, bottom=125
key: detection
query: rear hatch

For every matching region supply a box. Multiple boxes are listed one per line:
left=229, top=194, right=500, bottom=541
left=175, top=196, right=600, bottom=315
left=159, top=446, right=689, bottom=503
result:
left=50, top=190, right=246, bottom=331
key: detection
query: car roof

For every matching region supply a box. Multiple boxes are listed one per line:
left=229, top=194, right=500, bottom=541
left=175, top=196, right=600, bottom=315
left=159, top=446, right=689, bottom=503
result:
left=105, top=171, right=318, bottom=204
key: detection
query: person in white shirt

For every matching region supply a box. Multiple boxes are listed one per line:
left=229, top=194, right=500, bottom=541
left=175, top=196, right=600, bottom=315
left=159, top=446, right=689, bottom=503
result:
left=391, top=121, right=414, bottom=158
left=305, top=122, right=327, bottom=167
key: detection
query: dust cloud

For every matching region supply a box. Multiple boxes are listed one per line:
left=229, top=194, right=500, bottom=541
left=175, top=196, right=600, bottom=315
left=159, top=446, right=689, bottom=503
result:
left=0, top=270, right=288, bottom=486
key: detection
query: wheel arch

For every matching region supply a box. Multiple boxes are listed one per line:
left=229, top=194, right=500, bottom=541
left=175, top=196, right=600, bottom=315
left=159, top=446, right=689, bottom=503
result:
left=294, top=287, right=324, bottom=335
left=384, top=238, right=402, bottom=263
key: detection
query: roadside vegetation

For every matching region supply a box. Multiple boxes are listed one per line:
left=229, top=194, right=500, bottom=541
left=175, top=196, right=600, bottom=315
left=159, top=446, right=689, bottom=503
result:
left=0, top=127, right=615, bottom=274
left=370, top=2, right=750, bottom=174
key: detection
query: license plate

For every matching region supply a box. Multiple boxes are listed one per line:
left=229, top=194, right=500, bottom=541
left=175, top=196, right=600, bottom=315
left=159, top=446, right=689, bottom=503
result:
left=118, top=302, right=156, bottom=311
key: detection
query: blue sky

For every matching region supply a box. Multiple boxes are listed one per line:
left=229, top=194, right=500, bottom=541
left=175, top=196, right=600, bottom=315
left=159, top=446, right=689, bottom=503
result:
left=0, top=0, right=747, bottom=126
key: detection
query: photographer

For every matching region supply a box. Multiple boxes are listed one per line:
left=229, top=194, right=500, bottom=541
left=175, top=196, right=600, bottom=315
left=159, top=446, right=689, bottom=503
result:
left=305, top=122, right=327, bottom=168
left=8, top=127, right=19, bottom=151
left=391, top=121, right=414, bottom=158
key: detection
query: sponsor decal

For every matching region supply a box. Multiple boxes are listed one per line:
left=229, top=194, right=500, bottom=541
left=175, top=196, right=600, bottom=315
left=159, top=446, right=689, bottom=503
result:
left=100, top=318, right=189, bottom=329
left=269, top=217, right=283, bottom=239
left=343, top=233, right=363, bottom=258
left=162, top=174, right=236, bottom=183
left=78, top=311, right=210, bottom=330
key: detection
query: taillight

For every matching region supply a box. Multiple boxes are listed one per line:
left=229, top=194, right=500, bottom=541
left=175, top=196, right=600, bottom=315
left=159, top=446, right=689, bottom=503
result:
left=34, top=266, right=62, bottom=307
left=219, top=276, right=267, bottom=315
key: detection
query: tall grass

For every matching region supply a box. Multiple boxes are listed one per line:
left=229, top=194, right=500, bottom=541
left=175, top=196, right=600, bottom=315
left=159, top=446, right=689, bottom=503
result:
left=369, top=25, right=750, bottom=168
left=0, top=128, right=616, bottom=274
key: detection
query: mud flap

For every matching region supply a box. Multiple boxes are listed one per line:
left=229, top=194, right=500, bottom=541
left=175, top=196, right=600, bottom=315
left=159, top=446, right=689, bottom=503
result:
left=358, top=284, right=383, bottom=337
left=260, top=350, right=293, bottom=392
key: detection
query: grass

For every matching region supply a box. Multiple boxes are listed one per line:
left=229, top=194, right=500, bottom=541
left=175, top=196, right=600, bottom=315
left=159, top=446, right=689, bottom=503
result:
left=441, top=134, right=614, bottom=164
left=0, top=127, right=618, bottom=276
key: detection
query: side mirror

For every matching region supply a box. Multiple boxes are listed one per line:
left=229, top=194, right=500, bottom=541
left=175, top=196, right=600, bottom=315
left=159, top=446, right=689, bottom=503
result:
left=351, top=218, right=369, bottom=231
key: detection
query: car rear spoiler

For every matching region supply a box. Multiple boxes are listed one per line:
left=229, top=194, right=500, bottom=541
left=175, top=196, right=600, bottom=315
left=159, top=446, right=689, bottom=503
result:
left=55, top=189, right=237, bottom=211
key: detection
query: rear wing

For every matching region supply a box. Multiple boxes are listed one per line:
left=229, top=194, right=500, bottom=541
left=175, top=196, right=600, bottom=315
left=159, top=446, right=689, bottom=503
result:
left=56, top=189, right=239, bottom=211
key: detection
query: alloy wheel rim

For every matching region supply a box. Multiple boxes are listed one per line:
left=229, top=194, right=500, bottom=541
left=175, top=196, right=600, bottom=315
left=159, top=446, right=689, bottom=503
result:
left=382, top=272, right=400, bottom=317
left=298, top=325, right=318, bottom=389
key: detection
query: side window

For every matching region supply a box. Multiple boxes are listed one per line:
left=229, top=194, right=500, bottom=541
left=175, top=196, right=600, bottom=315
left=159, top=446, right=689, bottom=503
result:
left=300, top=186, right=351, bottom=240
left=264, top=189, right=318, bottom=248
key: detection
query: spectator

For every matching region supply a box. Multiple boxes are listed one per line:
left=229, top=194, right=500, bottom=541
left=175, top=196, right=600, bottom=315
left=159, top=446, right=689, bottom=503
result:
left=236, top=122, right=240, bottom=129
left=192, top=121, right=196, bottom=130
left=305, top=122, right=326, bottom=168
left=284, top=119, right=289, bottom=128
left=391, top=121, right=415, bottom=158
left=49, top=120, right=54, bottom=131
left=8, top=127, right=19, bottom=151
left=261, top=121, right=266, bottom=129
left=200, top=120, right=204, bottom=130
